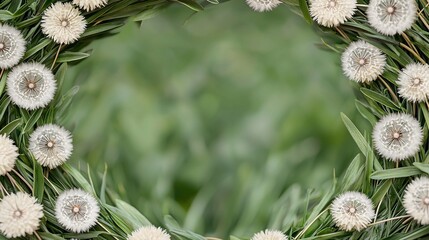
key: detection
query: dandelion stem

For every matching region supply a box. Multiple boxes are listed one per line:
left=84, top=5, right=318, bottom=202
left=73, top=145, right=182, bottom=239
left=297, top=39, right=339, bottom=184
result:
left=378, top=76, right=400, bottom=104
left=0, top=69, right=4, bottom=80
left=295, top=208, right=329, bottom=239
left=401, top=33, right=419, bottom=56
left=335, top=27, right=350, bottom=42
left=11, top=169, right=33, bottom=191
left=51, top=44, right=62, bottom=70
left=97, top=221, right=120, bottom=240
left=0, top=182, right=7, bottom=197
left=6, top=173, right=25, bottom=192
left=400, top=43, right=426, bottom=64
left=34, top=231, right=42, bottom=240
left=368, top=215, right=411, bottom=226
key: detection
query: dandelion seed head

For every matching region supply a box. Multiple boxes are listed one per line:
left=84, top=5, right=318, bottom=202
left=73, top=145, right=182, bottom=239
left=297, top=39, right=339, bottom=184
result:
left=41, top=2, right=86, bottom=44
left=73, top=0, right=108, bottom=11
left=0, top=24, right=26, bottom=69
left=397, top=63, right=429, bottom=102
left=245, top=0, right=281, bottom=12
left=373, top=113, right=423, bottom=161
left=330, top=191, right=375, bottom=231
left=404, top=177, right=429, bottom=225
left=55, top=189, right=99, bottom=233
left=7, top=62, right=56, bottom=110
left=367, top=0, right=417, bottom=35
left=127, top=226, right=171, bottom=240
left=341, top=40, right=386, bottom=83
left=309, top=0, right=357, bottom=27
left=0, top=134, right=18, bottom=176
left=250, top=229, right=288, bottom=240
left=0, top=192, right=43, bottom=238
left=127, top=226, right=170, bottom=240
left=29, top=124, right=73, bottom=169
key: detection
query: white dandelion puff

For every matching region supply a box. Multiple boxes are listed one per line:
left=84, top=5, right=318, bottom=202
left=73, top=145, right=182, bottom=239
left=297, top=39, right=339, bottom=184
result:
left=250, top=229, right=288, bottom=240
left=330, top=191, right=375, bottom=231
left=7, top=62, right=56, bottom=110
left=29, top=124, right=73, bottom=169
left=73, top=0, right=108, bottom=11
left=245, top=0, right=281, bottom=12
left=367, top=0, right=417, bottom=35
left=127, top=226, right=171, bottom=240
left=397, top=63, right=429, bottom=102
left=55, top=189, right=99, bottom=233
left=0, top=134, right=18, bottom=176
left=341, top=40, right=386, bottom=83
left=309, top=0, right=356, bottom=27
left=373, top=113, right=423, bottom=161
left=0, top=192, right=43, bottom=238
left=41, top=2, right=86, bottom=45
left=404, top=177, right=429, bottom=225
left=0, top=24, right=26, bottom=69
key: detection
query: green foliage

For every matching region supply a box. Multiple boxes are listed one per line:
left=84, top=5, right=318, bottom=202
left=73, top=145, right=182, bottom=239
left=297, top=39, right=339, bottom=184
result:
left=0, top=0, right=210, bottom=239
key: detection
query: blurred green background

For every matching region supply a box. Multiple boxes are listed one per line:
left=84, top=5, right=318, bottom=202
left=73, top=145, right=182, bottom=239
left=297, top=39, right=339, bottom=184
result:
left=61, top=2, right=361, bottom=239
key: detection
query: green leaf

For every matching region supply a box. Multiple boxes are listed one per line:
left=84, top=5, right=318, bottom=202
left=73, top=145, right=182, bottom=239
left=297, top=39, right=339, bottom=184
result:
left=298, top=0, right=312, bottom=24
left=371, top=180, right=392, bottom=204
left=57, top=51, right=92, bottom=63
left=0, top=71, right=7, bottom=96
left=115, top=199, right=151, bottom=228
left=23, top=39, right=52, bottom=60
left=360, top=88, right=401, bottom=111
left=0, top=10, right=14, bottom=21
left=63, top=231, right=106, bottom=239
left=0, top=97, right=11, bottom=122
left=371, top=166, right=422, bottom=180
left=33, top=163, right=44, bottom=201
left=81, top=23, right=124, bottom=38
left=413, top=162, right=429, bottom=175
left=62, top=164, right=93, bottom=193
left=341, top=113, right=372, bottom=157
left=133, top=8, right=162, bottom=22
left=23, top=108, right=43, bottom=133
left=355, top=100, right=377, bottom=126
left=384, top=226, right=429, bottom=240
left=341, top=154, right=364, bottom=191
left=420, top=102, right=429, bottom=129
left=171, top=0, right=204, bottom=11
left=0, top=118, right=22, bottom=135
left=37, top=232, right=65, bottom=240
left=165, top=215, right=206, bottom=240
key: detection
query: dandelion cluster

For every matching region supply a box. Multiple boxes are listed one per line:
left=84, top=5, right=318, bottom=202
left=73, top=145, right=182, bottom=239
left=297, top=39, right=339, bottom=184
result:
left=404, top=177, right=429, bottom=225
left=41, top=2, right=86, bottom=45
left=250, top=229, right=288, bottom=240
left=0, top=192, right=43, bottom=238
left=330, top=191, right=375, bottom=231
left=367, top=0, right=417, bottom=35
left=372, top=113, right=423, bottom=161
left=7, top=62, right=56, bottom=110
left=245, top=0, right=281, bottom=12
left=0, top=24, right=26, bottom=69
left=29, top=124, right=73, bottom=169
left=309, top=0, right=356, bottom=27
left=128, top=226, right=171, bottom=240
left=341, top=40, right=386, bottom=83
left=0, top=134, right=18, bottom=176
left=55, top=189, right=100, bottom=233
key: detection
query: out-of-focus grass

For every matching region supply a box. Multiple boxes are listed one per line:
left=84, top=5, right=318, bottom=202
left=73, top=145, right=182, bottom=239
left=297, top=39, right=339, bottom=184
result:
left=62, top=2, right=361, bottom=238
